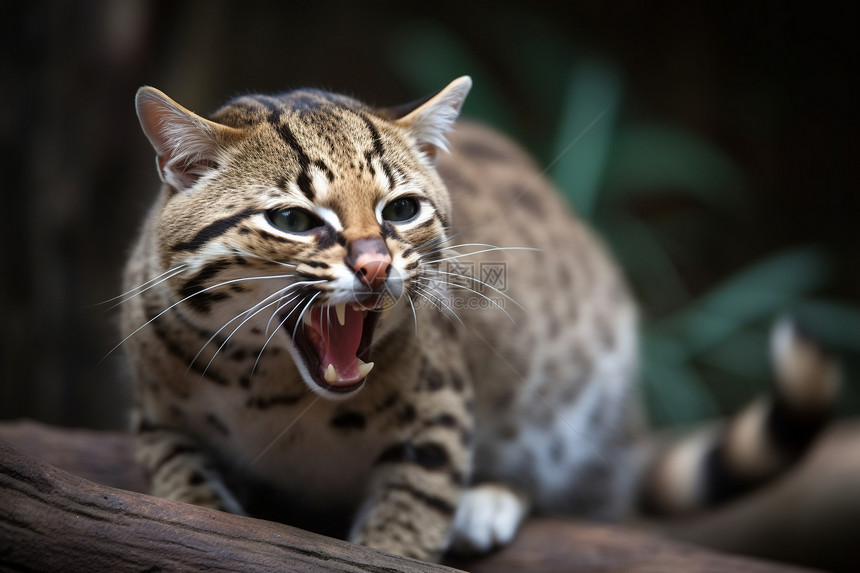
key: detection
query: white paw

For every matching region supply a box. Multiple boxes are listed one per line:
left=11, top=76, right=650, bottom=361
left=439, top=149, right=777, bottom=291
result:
left=450, top=484, right=528, bottom=554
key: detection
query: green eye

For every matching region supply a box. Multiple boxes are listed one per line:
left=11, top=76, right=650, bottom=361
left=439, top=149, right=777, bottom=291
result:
left=267, top=208, right=321, bottom=233
left=381, top=197, right=420, bottom=223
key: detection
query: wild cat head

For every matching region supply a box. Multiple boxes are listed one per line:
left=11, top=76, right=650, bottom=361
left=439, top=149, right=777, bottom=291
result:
left=135, top=77, right=471, bottom=398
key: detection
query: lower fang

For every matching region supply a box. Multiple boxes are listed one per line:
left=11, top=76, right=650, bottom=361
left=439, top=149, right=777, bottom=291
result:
left=357, top=359, right=374, bottom=378
left=324, top=364, right=338, bottom=383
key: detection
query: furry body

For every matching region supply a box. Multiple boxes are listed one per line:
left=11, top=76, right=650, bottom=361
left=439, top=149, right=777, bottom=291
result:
left=122, top=78, right=836, bottom=561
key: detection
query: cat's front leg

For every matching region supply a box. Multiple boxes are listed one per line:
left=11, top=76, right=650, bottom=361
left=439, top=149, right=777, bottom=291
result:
left=135, top=420, right=245, bottom=515
left=349, top=387, right=474, bottom=561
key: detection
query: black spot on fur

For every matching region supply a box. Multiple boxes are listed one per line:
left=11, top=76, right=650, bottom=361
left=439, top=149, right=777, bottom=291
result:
left=398, top=404, right=417, bottom=425
left=246, top=393, right=304, bottom=409
left=173, top=208, right=260, bottom=252
left=313, top=159, right=334, bottom=182
left=450, top=374, right=465, bottom=392
left=296, top=170, right=314, bottom=200
left=360, top=113, right=385, bottom=155
left=429, top=413, right=458, bottom=429
left=257, top=230, right=290, bottom=244
left=178, top=261, right=231, bottom=314
left=331, top=411, right=366, bottom=430
left=154, top=443, right=198, bottom=470
left=376, top=441, right=450, bottom=471
left=424, top=368, right=445, bottom=391
left=386, top=484, right=456, bottom=516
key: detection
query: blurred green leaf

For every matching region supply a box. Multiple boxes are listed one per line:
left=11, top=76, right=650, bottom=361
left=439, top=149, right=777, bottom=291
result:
left=697, top=326, right=771, bottom=381
left=649, top=246, right=832, bottom=355
left=550, top=60, right=622, bottom=219
left=603, top=123, right=747, bottom=209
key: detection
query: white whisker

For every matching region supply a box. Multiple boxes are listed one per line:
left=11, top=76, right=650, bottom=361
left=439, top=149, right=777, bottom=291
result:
left=421, top=267, right=525, bottom=311
left=414, top=275, right=518, bottom=324
left=102, top=273, right=320, bottom=363
left=411, top=284, right=465, bottom=327
left=406, top=294, right=419, bottom=337
left=264, top=292, right=304, bottom=336
left=425, top=245, right=540, bottom=265
left=95, top=264, right=189, bottom=310
left=191, top=282, right=303, bottom=377
left=251, top=291, right=320, bottom=378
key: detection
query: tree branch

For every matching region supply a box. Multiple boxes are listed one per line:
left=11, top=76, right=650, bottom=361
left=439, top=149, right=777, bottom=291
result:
left=0, top=421, right=827, bottom=572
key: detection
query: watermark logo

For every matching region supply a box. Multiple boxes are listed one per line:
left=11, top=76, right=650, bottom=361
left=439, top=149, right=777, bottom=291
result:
left=443, top=261, right=507, bottom=293
left=478, top=262, right=506, bottom=292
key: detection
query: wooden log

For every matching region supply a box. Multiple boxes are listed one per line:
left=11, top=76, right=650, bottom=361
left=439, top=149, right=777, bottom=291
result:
left=0, top=437, right=458, bottom=573
left=0, top=421, right=824, bottom=573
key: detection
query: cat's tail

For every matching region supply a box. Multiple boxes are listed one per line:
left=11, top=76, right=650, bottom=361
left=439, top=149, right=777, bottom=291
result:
left=638, top=318, right=841, bottom=515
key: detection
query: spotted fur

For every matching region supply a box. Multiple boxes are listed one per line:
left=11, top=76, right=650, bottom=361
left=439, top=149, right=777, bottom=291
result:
left=122, top=77, right=838, bottom=562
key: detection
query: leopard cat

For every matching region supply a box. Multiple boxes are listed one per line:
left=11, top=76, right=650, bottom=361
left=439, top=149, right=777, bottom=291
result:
left=122, top=76, right=839, bottom=562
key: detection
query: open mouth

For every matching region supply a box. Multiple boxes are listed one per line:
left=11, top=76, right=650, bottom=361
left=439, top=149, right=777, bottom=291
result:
left=284, top=300, right=385, bottom=395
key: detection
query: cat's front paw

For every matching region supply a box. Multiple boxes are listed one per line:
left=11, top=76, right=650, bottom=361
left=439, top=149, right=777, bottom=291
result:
left=449, top=483, right=529, bottom=554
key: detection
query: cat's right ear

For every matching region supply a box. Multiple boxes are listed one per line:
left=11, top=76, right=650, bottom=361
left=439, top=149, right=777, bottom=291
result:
left=135, top=87, right=242, bottom=192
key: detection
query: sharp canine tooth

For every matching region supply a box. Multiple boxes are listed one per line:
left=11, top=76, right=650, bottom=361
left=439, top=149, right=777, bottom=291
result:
left=357, top=359, right=374, bottom=378
left=324, top=364, right=338, bottom=383
left=335, top=303, right=346, bottom=326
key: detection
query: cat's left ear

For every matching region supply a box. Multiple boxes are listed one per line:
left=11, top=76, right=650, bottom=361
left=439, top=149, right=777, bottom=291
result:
left=135, top=87, right=243, bottom=192
left=389, top=76, right=472, bottom=161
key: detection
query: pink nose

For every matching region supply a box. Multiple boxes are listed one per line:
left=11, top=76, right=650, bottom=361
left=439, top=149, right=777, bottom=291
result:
left=346, top=237, right=392, bottom=289
left=355, top=258, right=390, bottom=288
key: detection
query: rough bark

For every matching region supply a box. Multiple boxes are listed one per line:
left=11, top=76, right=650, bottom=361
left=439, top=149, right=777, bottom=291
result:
left=0, top=420, right=829, bottom=573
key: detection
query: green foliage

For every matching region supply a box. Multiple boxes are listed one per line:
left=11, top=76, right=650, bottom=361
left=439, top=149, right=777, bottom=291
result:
left=388, top=17, right=859, bottom=427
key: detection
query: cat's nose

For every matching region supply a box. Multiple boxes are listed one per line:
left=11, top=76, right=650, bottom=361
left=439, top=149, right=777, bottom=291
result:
left=346, top=237, right=392, bottom=289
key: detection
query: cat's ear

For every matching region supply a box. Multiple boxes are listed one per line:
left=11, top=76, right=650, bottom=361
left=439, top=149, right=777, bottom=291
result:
left=390, top=76, right=472, bottom=161
left=135, top=87, right=242, bottom=192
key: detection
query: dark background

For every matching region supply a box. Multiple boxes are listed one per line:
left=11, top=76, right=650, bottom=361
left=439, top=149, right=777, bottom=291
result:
left=2, top=1, right=858, bottom=433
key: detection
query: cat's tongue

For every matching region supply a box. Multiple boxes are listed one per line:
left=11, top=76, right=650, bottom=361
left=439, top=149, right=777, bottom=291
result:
left=309, top=305, right=365, bottom=386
